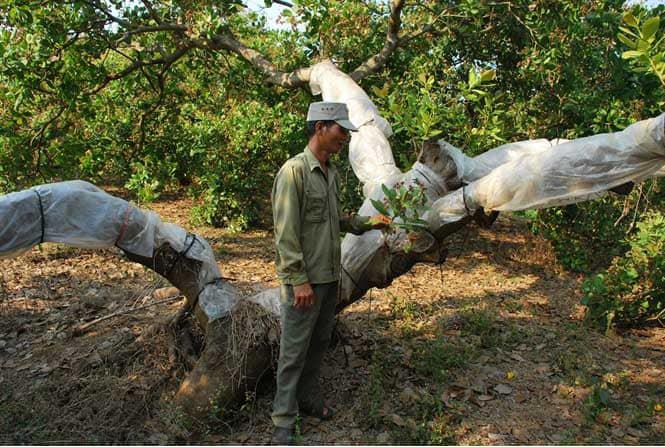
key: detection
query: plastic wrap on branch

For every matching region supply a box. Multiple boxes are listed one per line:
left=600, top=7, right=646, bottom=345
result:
left=310, top=60, right=401, bottom=196
left=440, top=138, right=568, bottom=183
left=0, top=180, right=237, bottom=324
left=427, top=114, right=665, bottom=229
left=339, top=141, right=461, bottom=303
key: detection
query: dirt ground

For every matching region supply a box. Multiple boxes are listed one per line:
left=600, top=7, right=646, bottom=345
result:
left=1, top=194, right=664, bottom=444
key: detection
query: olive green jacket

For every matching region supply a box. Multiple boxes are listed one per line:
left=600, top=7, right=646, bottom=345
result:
left=272, top=147, right=372, bottom=285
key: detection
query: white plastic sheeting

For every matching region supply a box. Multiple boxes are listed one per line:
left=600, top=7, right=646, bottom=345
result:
left=0, top=180, right=185, bottom=258
left=310, top=61, right=401, bottom=197
left=440, top=138, right=568, bottom=183
left=308, top=61, right=665, bottom=301
left=428, top=114, right=665, bottom=228
left=0, top=180, right=237, bottom=321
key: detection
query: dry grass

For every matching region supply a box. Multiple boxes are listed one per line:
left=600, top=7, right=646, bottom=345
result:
left=1, top=195, right=664, bottom=444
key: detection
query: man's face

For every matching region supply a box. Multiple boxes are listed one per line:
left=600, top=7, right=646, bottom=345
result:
left=317, top=122, right=351, bottom=155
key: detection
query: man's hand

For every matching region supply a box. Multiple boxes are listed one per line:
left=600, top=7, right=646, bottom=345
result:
left=293, top=282, right=315, bottom=309
left=368, top=214, right=391, bottom=230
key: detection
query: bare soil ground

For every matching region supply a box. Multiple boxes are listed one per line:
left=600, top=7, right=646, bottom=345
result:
left=1, top=194, right=664, bottom=444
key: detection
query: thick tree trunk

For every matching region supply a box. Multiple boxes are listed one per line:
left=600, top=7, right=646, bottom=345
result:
left=123, top=243, right=279, bottom=418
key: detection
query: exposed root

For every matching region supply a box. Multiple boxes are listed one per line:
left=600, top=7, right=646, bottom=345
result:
left=174, top=299, right=280, bottom=418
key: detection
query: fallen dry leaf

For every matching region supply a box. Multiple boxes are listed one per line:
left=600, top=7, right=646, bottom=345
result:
left=494, top=384, right=513, bottom=395
left=390, top=414, right=406, bottom=427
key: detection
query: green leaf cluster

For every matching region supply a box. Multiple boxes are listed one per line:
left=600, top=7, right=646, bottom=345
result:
left=581, top=210, right=665, bottom=331
left=531, top=198, right=630, bottom=273
left=618, top=12, right=664, bottom=86
left=370, top=181, right=430, bottom=252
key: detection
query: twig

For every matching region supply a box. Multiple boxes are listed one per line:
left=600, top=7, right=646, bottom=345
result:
left=627, top=183, right=644, bottom=233
left=73, top=295, right=183, bottom=335
left=647, top=307, right=665, bottom=326
left=30, top=105, right=67, bottom=181
left=89, top=43, right=194, bottom=94
left=614, top=194, right=632, bottom=227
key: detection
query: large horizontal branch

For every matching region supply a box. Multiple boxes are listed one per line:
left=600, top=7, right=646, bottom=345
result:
left=205, top=0, right=407, bottom=88
left=198, top=34, right=312, bottom=88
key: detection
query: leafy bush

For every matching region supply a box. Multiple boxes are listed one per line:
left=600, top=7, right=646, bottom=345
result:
left=190, top=101, right=304, bottom=229
left=532, top=198, right=630, bottom=273
left=582, top=211, right=665, bottom=330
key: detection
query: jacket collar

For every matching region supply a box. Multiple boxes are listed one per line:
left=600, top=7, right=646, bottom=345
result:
left=304, top=146, right=333, bottom=173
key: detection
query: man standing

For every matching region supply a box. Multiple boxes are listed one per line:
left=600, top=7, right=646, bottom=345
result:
left=271, top=102, right=389, bottom=444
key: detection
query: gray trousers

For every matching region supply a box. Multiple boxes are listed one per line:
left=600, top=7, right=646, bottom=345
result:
left=271, top=281, right=338, bottom=428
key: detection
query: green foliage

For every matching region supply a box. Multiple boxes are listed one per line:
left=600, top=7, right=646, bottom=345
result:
left=0, top=0, right=311, bottom=228
left=190, top=100, right=304, bottom=229
left=532, top=199, right=630, bottom=272
left=415, top=338, right=472, bottom=383
left=371, top=181, right=430, bottom=252
left=583, top=380, right=612, bottom=422
left=582, top=211, right=665, bottom=330
left=459, top=307, right=499, bottom=348
left=360, top=348, right=389, bottom=429
left=125, top=161, right=163, bottom=204
left=532, top=4, right=663, bottom=278
left=618, top=12, right=665, bottom=87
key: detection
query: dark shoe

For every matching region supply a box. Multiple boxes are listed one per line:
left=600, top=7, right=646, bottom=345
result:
left=271, top=426, right=295, bottom=445
left=299, top=401, right=334, bottom=420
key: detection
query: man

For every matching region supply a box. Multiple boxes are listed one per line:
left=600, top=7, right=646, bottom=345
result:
left=271, top=102, right=389, bottom=444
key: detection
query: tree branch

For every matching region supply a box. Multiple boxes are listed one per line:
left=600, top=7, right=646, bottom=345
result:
left=349, top=0, right=405, bottom=82
left=81, top=0, right=131, bottom=28
left=398, top=9, right=464, bottom=44
left=119, top=23, right=188, bottom=39
left=74, top=0, right=413, bottom=91
left=30, top=105, right=67, bottom=180
left=90, top=43, right=194, bottom=94
left=195, top=0, right=408, bottom=88
left=196, top=34, right=312, bottom=88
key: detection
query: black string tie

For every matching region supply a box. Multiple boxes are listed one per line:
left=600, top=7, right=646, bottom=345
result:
left=34, top=189, right=45, bottom=244
left=165, top=234, right=198, bottom=277
left=461, top=185, right=472, bottom=215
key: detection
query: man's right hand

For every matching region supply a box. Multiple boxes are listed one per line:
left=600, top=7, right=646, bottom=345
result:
left=293, top=282, right=315, bottom=309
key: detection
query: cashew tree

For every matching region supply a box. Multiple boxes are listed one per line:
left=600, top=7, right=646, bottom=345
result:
left=2, top=0, right=664, bottom=419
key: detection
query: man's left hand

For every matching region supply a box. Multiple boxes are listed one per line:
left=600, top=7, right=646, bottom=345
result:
left=368, top=214, right=391, bottom=230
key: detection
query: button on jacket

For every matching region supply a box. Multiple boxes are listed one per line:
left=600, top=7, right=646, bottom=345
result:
left=272, top=147, right=372, bottom=285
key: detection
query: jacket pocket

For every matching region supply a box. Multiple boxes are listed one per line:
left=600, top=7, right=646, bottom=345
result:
left=305, top=195, right=326, bottom=222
